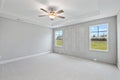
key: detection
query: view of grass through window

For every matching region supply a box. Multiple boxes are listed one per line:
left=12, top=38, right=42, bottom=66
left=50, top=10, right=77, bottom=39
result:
left=90, top=24, right=108, bottom=51
left=55, top=30, right=63, bottom=47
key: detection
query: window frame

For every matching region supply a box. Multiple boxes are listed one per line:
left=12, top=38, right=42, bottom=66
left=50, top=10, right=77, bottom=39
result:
left=89, top=23, right=109, bottom=52
left=55, top=30, right=63, bottom=47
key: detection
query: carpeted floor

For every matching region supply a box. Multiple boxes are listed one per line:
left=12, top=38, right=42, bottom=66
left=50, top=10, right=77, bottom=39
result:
left=0, top=53, right=120, bottom=80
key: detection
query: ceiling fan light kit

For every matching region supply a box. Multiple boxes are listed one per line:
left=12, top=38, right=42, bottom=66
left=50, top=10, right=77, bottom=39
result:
left=49, top=11, right=56, bottom=20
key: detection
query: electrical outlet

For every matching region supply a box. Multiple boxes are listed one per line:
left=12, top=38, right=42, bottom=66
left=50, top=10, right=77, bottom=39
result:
left=93, top=58, right=97, bottom=61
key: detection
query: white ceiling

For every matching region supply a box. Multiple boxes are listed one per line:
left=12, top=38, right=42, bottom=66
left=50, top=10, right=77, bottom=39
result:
left=0, top=0, right=120, bottom=28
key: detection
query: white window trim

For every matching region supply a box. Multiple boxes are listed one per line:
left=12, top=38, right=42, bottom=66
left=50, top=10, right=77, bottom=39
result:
left=89, top=23, right=109, bottom=52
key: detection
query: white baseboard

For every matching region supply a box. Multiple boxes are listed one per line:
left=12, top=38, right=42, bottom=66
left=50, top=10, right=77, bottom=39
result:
left=0, top=51, right=50, bottom=65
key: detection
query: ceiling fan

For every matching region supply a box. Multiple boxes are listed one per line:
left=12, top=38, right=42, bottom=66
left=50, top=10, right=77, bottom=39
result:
left=38, top=7, right=65, bottom=20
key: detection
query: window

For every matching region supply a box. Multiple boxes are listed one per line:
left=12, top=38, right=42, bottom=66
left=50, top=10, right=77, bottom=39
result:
left=89, top=24, right=108, bottom=51
left=55, top=30, right=63, bottom=47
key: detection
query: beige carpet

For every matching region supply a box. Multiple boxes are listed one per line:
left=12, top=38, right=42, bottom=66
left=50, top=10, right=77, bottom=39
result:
left=0, top=53, right=120, bottom=80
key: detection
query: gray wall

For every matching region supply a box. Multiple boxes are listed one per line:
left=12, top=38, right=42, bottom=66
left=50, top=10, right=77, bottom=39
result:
left=117, top=12, right=120, bottom=68
left=53, top=16, right=117, bottom=64
left=0, top=17, right=52, bottom=61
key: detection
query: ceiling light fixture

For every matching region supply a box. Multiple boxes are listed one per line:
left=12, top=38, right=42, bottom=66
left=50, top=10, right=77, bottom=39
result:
left=49, top=11, right=56, bottom=20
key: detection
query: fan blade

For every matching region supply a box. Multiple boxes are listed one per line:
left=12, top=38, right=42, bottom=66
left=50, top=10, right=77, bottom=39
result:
left=40, top=8, right=48, bottom=13
left=57, top=16, right=65, bottom=19
left=38, top=15, right=47, bottom=17
left=56, top=10, right=64, bottom=14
